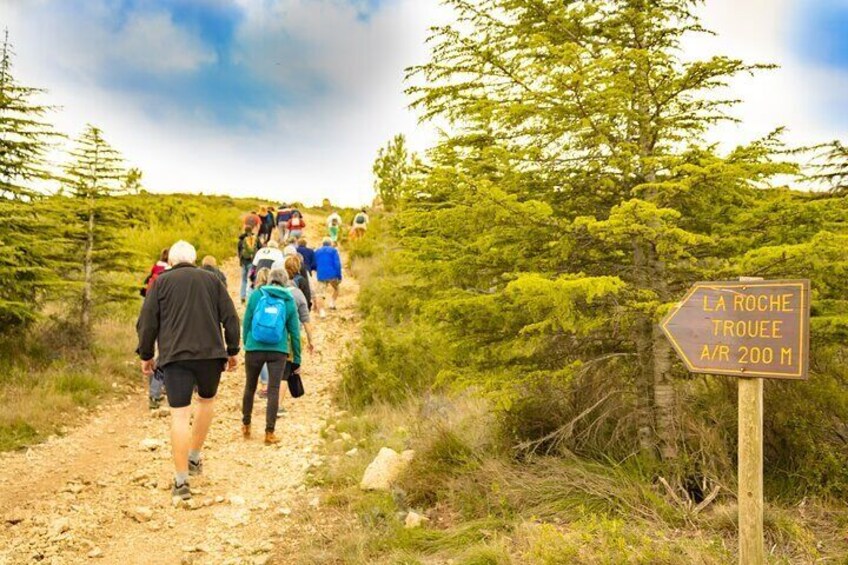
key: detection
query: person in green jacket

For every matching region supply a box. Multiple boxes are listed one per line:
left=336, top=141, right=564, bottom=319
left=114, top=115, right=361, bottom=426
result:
left=241, top=267, right=301, bottom=445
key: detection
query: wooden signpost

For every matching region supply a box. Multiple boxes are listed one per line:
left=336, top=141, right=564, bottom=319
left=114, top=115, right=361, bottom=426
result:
left=661, top=279, right=810, bottom=565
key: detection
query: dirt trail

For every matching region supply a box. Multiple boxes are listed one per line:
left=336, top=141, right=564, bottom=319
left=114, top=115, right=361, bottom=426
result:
left=0, top=214, right=359, bottom=565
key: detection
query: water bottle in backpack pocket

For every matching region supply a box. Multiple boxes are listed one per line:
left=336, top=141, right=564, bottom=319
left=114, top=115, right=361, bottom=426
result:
left=251, top=289, right=286, bottom=344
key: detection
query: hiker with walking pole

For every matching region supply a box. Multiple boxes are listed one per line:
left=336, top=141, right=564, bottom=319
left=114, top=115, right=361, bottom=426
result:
left=136, top=240, right=240, bottom=501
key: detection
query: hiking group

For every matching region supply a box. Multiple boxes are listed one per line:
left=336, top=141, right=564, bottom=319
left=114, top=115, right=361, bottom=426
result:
left=135, top=205, right=365, bottom=501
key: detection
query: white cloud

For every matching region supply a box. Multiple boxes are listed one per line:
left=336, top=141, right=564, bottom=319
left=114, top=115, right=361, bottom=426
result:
left=115, top=11, right=217, bottom=73
left=1, top=0, right=446, bottom=206
left=4, top=0, right=843, bottom=208
left=687, top=0, right=848, bottom=148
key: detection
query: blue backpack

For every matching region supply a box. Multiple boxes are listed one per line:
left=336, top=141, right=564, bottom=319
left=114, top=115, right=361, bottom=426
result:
left=251, top=289, right=286, bottom=344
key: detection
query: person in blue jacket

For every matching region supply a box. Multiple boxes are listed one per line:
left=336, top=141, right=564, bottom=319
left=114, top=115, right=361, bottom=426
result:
left=296, top=237, right=316, bottom=277
left=314, top=237, right=342, bottom=317
left=241, top=268, right=301, bottom=445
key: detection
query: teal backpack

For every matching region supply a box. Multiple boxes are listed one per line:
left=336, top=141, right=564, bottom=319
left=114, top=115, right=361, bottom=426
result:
left=252, top=289, right=286, bottom=344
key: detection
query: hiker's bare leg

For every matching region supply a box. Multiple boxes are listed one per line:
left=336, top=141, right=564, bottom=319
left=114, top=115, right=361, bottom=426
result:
left=171, top=406, right=192, bottom=475
left=191, top=396, right=215, bottom=451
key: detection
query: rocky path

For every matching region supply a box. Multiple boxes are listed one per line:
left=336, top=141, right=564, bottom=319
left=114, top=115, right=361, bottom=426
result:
left=0, top=217, right=359, bottom=565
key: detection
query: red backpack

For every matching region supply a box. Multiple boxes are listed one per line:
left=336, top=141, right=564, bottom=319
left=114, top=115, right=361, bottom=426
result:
left=141, top=263, right=167, bottom=297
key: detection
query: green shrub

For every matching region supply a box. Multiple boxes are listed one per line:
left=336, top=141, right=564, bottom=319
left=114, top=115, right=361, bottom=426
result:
left=520, top=518, right=730, bottom=565
left=0, top=420, right=38, bottom=452
left=51, top=372, right=106, bottom=405
left=456, top=542, right=512, bottom=565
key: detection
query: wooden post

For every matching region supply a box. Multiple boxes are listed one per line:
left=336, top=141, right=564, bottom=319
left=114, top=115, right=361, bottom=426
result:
left=738, top=376, right=764, bottom=565
left=738, top=275, right=764, bottom=565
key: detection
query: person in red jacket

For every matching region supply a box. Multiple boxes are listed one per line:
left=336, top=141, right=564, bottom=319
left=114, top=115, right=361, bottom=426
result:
left=243, top=211, right=262, bottom=234
left=287, top=211, right=306, bottom=239
left=141, top=248, right=169, bottom=297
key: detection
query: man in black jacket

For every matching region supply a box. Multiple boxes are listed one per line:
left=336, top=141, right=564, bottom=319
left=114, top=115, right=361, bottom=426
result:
left=137, top=240, right=240, bottom=501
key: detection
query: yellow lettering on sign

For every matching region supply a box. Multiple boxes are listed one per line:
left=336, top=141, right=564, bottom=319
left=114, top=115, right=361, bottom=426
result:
left=780, top=347, right=793, bottom=366
left=703, top=295, right=726, bottom=312
left=700, top=344, right=730, bottom=362
left=731, top=292, right=795, bottom=313
left=709, top=319, right=786, bottom=339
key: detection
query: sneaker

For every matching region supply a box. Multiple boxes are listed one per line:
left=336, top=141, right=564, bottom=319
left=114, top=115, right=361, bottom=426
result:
left=264, top=432, right=280, bottom=446
left=172, top=481, right=191, bottom=500
left=188, top=458, right=203, bottom=477
left=319, top=309, right=327, bottom=319
left=242, top=424, right=251, bottom=439
left=277, top=406, right=287, bottom=417
left=148, top=397, right=161, bottom=410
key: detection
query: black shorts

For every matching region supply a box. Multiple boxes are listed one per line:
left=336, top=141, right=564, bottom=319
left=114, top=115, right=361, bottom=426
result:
left=163, top=359, right=225, bottom=408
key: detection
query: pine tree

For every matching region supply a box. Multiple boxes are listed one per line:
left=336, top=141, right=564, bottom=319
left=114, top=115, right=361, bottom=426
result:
left=124, top=167, right=143, bottom=194
left=372, top=134, right=417, bottom=209
left=403, top=0, right=800, bottom=461
left=805, top=140, right=847, bottom=193
left=62, top=125, right=134, bottom=333
left=0, top=30, right=62, bottom=333
left=0, top=29, right=58, bottom=199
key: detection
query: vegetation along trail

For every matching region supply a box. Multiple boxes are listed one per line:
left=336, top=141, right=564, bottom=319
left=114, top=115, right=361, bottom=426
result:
left=0, top=212, right=360, bottom=565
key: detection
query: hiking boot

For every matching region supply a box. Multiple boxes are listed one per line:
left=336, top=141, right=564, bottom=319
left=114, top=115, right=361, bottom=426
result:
left=172, top=481, right=191, bottom=500
left=264, top=432, right=280, bottom=446
left=242, top=424, right=251, bottom=439
left=188, top=458, right=203, bottom=477
left=148, top=397, right=161, bottom=410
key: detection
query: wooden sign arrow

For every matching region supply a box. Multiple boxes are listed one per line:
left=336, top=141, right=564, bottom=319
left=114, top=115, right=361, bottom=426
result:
left=660, top=280, right=810, bottom=380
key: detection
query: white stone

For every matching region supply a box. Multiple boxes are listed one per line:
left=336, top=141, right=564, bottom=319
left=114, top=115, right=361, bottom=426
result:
left=229, top=495, right=246, bottom=506
left=128, top=507, right=154, bottom=523
left=345, top=448, right=358, bottom=457
left=140, top=438, right=162, bottom=451
left=49, top=517, right=70, bottom=537
left=87, top=548, right=103, bottom=559
left=359, top=447, right=414, bottom=491
left=404, top=511, right=428, bottom=529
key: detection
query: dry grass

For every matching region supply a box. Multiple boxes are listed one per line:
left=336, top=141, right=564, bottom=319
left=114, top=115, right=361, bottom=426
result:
left=0, top=315, right=138, bottom=451
left=292, top=391, right=848, bottom=564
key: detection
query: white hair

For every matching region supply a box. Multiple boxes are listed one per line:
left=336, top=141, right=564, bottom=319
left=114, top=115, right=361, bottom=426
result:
left=168, top=240, right=197, bottom=266
left=268, top=267, right=289, bottom=286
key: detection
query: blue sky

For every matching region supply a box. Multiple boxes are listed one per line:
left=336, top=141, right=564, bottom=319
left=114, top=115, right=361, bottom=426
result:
left=1, top=0, right=846, bottom=204
left=794, top=0, right=848, bottom=69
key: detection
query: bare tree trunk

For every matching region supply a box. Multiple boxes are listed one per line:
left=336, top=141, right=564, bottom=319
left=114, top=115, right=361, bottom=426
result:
left=635, top=69, right=679, bottom=461
left=632, top=241, right=656, bottom=457
left=652, top=321, right=678, bottom=459
left=81, top=203, right=94, bottom=332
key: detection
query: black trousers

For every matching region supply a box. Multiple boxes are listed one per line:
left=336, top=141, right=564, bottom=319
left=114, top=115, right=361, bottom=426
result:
left=243, top=351, right=287, bottom=432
